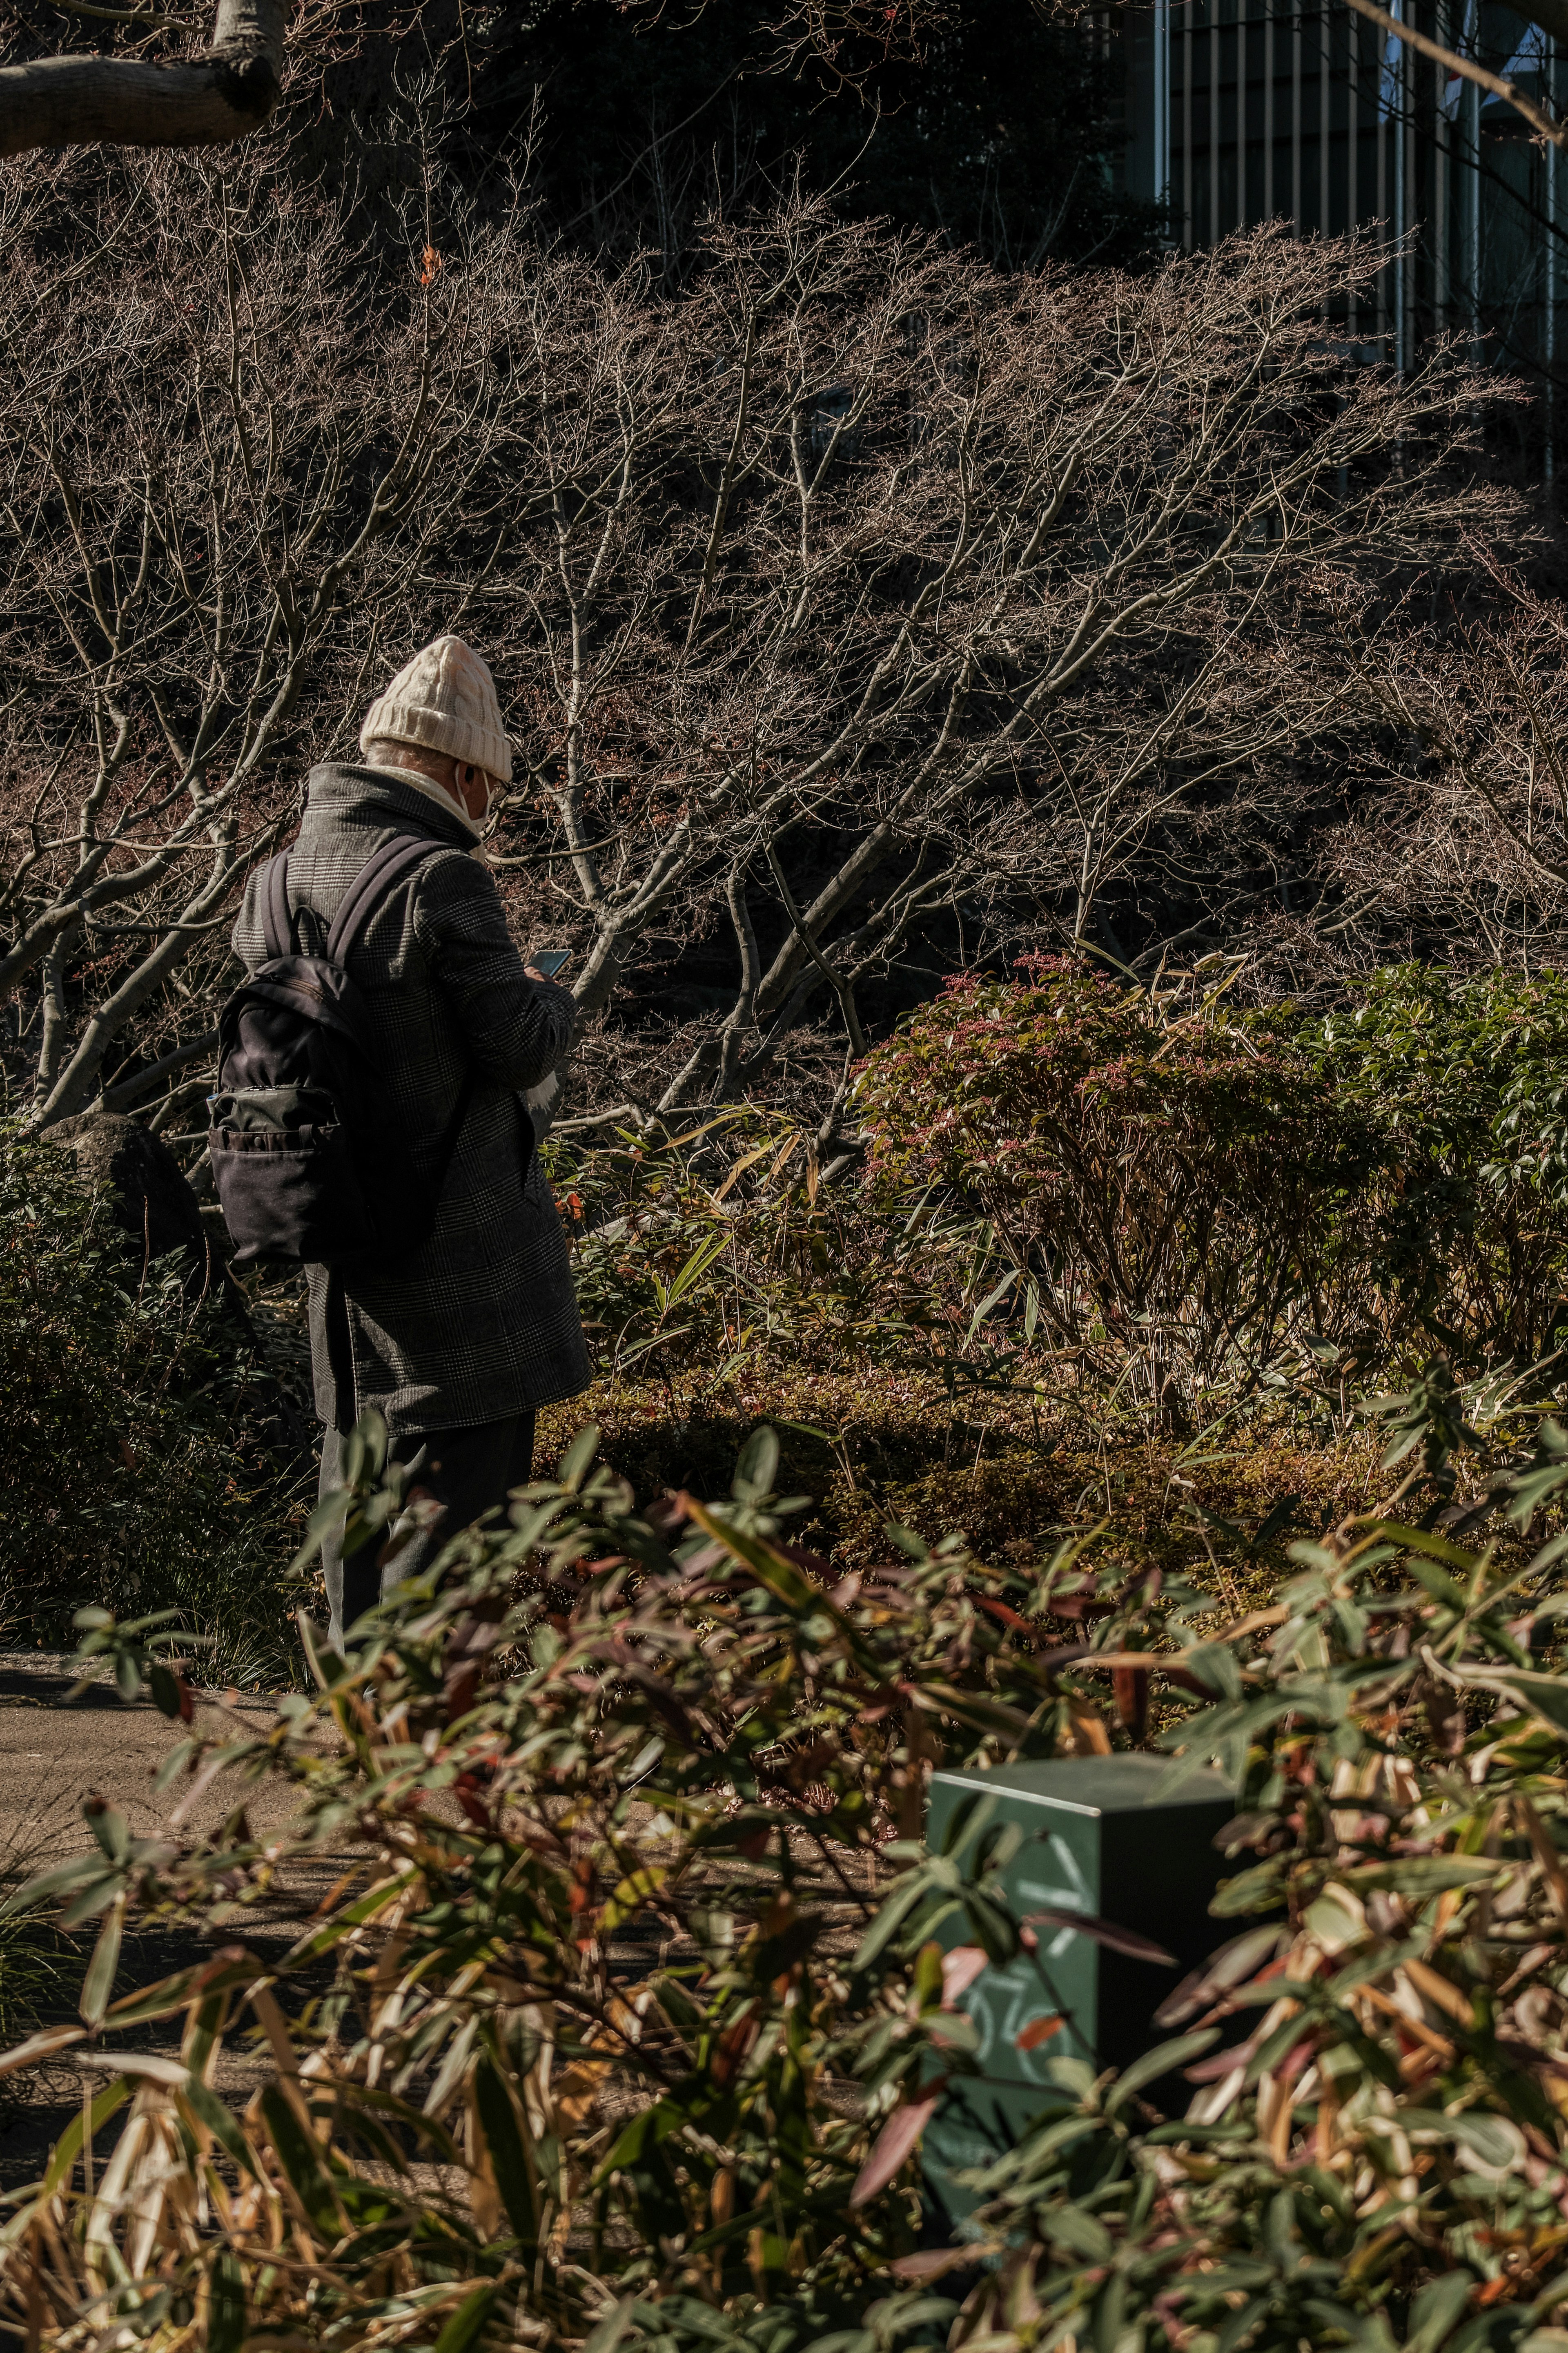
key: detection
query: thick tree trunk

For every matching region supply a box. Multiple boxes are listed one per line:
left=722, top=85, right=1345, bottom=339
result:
left=0, top=0, right=283, bottom=159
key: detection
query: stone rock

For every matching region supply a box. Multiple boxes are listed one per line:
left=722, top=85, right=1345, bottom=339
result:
left=46, top=1111, right=220, bottom=1307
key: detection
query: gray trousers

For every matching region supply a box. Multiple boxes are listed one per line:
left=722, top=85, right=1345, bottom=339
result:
left=318, top=1412, right=536, bottom=1646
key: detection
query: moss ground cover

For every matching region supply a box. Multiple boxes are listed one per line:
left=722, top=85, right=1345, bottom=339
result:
left=539, top=1372, right=1388, bottom=1614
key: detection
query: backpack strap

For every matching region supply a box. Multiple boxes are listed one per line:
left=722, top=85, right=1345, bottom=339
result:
left=327, top=835, right=445, bottom=966
left=330, top=831, right=483, bottom=1206
left=261, top=851, right=293, bottom=962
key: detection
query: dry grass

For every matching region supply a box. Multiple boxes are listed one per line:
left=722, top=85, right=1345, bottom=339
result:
left=540, top=1368, right=1399, bottom=1617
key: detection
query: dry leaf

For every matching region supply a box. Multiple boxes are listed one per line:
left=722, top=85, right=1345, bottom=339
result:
left=850, top=2090, right=942, bottom=2206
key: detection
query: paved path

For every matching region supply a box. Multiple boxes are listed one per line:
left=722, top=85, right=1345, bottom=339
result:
left=0, top=1658, right=339, bottom=2191
left=0, top=1655, right=299, bottom=1873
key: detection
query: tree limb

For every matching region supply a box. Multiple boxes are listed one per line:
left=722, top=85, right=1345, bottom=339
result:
left=101, top=1027, right=218, bottom=1113
left=0, top=0, right=283, bottom=160
left=1335, top=0, right=1568, bottom=149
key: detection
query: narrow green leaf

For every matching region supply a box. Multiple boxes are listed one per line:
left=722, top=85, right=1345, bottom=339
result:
left=7, top=1853, right=107, bottom=1914
left=1108, top=2030, right=1219, bottom=2110
left=599, top=1865, right=669, bottom=1934
left=473, top=2052, right=539, bottom=2247
left=733, top=1425, right=780, bottom=1501
left=42, top=2080, right=128, bottom=2195
left=559, top=1425, right=601, bottom=1491
left=182, top=2074, right=263, bottom=2180
left=665, top=1230, right=730, bottom=1308
left=851, top=1873, right=937, bottom=1973
left=83, top=1798, right=130, bottom=1863
left=259, top=2083, right=342, bottom=2233
left=80, top=1898, right=123, bottom=2028
left=1406, top=2270, right=1475, bottom=2353
left=685, top=1497, right=820, bottom=1613
left=582, top=2296, right=641, bottom=2353
left=433, top=2283, right=498, bottom=2353
left=206, top=2249, right=247, bottom=2353
left=148, top=1662, right=183, bottom=1720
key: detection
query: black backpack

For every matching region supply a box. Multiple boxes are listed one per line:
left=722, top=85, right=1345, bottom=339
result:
left=208, top=836, right=479, bottom=1272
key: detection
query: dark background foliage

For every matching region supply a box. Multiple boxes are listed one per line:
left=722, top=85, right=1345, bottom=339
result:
left=0, top=1131, right=306, bottom=1676
left=471, top=0, right=1163, bottom=277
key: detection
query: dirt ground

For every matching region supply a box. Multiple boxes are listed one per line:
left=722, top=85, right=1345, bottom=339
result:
left=0, top=1656, right=340, bottom=2191
left=0, top=1654, right=298, bottom=1863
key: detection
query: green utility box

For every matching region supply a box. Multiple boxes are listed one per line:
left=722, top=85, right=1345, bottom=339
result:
left=922, top=1752, right=1236, bottom=2229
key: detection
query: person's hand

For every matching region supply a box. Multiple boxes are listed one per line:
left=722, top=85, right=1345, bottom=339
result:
left=523, top=965, right=549, bottom=983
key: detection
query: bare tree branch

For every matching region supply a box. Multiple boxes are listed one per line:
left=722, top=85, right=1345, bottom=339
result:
left=1334, top=0, right=1568, bottom=149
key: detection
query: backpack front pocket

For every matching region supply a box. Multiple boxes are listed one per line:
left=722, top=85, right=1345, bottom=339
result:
left=209, top=1124, right=373, bottom=1269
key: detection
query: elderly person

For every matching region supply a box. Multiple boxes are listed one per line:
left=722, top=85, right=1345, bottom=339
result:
left=232, top=636, right=591, bottom=1644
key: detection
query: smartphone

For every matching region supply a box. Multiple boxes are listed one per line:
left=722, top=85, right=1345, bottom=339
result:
left=532, top=949, right=571, bottom=977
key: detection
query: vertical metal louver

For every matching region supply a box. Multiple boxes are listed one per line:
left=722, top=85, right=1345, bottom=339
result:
left=1122, top=0, right=1563, bottom=452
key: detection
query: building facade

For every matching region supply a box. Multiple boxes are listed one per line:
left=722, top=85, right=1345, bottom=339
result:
left=1122, top=0, right=1563, bottom=444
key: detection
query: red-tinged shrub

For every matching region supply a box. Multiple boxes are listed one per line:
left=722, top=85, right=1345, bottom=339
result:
left=853, top=959, right=1384, bottom=1407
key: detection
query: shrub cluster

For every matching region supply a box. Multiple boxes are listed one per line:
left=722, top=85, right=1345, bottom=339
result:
left=9, top=1402, right=1568, bottom=2352
left=0, top=1126, right=304, bottom=1676
left=1294, top=964, right=1568, bottom=1364
left=855, top=960, right=1568, bottom=1414
left=14, top=958, right=1568, bottom=1685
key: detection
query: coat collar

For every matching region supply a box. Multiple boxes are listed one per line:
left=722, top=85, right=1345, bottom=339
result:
left=303, top=763, right=479, bottom=852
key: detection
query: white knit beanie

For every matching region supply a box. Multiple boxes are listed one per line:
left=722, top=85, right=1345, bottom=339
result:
left=359, top=636, right=513, bottom=785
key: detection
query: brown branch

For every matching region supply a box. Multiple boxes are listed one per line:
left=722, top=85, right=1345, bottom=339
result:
left=102, top=1026, right=218, bottom=1112
left=0, top=0, right=282, bottom=159
left=1334, top=0, right=1568, bottom=150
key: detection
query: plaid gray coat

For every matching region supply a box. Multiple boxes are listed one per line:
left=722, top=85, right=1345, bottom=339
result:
left=231, top=765, right=593, bottom=1436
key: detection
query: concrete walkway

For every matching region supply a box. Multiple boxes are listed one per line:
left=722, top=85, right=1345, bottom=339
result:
left=0, top=1657, right=342, bottom=2194
left=0, top=1655, right=299, bottom=1874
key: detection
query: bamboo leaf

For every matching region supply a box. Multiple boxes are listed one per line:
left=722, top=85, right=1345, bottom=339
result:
left=683, top=1494, right=829, bottom=1616
left=559, top=1426, right=601, bottom=1491
left=433, top=2282, right=498, bottom=2353
left=599, top=1864, right=670, bottom=1934
left=712, top=1137, right=778, bottom=1204
left=181, top=2074, right=263, bottom=2179
left=4, top=1852, right=112, bottom=1914
left=0, top=2023, right=85, bottom=2079
left=850, top=2088, right=944, bottom=2206
left=259, top=2082, right=343, bottom=2235
left=205, top=2248, right=247, bottom=2353
left=665, top=1229, right=730, bottom=1309
left=76, top=2050, right=190, bottom=2084
left=1107, top=2030, right=1219, bottom=2110
left=583, top=2296, right=641, bottom=2353
left=79, top=1896, right=124, bottom=2027
left=42, top=2079, right=128, bottom=2195
left=472, top=2052, right=540, bottom=2247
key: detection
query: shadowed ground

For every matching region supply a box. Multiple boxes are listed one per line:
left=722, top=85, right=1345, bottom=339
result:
left=0, top=1656, right=337, bottom=2191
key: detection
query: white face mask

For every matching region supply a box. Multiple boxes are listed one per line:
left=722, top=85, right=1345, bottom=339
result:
left=361, top=759, right=484, bottom=840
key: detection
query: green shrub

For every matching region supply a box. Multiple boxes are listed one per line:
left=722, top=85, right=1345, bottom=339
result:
left=854, top=959, right=1384, bottom=1410
left=542, top=1113, right=963, bottom=1391
left=855, top=959, right=1568, bottom=1415
left=11, top=1399, right=1568, bottom=2353
left=1294, top=964, right=1568, bottom=1365
left=0, top=1124, right=304, bottom=1677
left=947, top=1416, right=1568, bottom=2353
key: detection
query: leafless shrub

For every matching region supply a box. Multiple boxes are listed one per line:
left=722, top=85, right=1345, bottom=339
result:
left=478, top=216, right=1515, bottom=1137
left=1300, top=570, right=1568, bottom=972
left=0, top=133, right=532, bottom=1126
left=0, top=142, right=1522, bottom=1144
